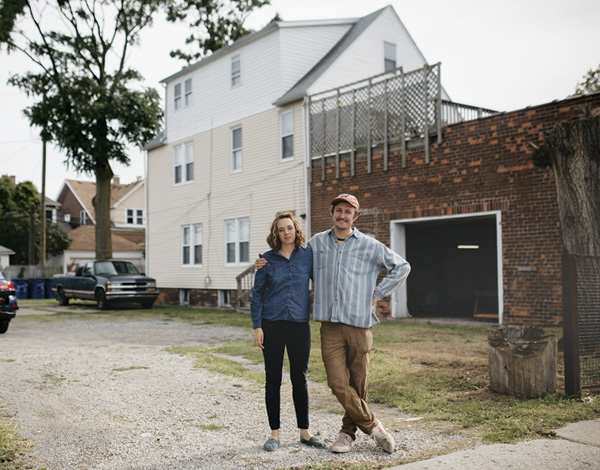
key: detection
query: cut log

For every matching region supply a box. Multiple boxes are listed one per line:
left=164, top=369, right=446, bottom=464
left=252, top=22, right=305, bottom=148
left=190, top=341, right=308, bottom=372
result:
left=488, top=326, right=557, bottom=398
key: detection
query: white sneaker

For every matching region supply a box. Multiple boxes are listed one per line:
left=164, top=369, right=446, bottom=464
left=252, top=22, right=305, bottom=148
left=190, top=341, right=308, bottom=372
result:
left=370, top=420, right=395, bottom=453
left=331, top=432, right=354, bottom=453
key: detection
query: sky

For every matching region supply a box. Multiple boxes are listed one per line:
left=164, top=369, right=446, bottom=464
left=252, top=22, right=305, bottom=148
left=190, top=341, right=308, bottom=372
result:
left=1, top=0, right=599, bottom=200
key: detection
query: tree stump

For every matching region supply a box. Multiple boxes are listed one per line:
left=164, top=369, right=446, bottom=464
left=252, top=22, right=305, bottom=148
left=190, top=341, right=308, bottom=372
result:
left=488, top=326, right=557, bottom=398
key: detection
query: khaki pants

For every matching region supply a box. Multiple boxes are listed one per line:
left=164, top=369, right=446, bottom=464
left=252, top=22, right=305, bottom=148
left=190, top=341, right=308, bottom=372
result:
left=320, top=321, right=376, bottom=439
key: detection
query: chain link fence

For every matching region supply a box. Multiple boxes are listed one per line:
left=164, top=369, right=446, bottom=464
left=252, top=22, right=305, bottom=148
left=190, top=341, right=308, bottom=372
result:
left=562, top=254, right=600, bottom=395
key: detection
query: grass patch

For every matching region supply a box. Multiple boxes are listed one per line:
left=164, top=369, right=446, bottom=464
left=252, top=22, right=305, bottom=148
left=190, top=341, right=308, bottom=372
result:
left=0, top=409, right=28, bottom=467
left=111, top=366, right=150, bottom=372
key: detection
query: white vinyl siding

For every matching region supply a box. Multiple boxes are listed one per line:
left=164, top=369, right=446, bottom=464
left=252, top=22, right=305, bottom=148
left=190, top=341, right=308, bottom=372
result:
left=146, top=106, right=306, bottom=290
left=174, top=142, right=194, bottom=184
left=280, top=110, right=294, bottom=160
left=231, top=126, right=242, bottom=173
left=225, top=218, right=249, bottom=265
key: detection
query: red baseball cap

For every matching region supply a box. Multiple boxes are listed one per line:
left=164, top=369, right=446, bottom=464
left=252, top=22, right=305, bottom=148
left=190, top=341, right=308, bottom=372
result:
left=330, top=193, right=360, bottom=210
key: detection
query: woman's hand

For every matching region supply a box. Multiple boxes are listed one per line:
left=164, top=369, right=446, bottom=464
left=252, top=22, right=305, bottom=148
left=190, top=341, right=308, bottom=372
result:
left=254, top=328, right=264, bottom=349
left=255, top=254, right=268, bottom=270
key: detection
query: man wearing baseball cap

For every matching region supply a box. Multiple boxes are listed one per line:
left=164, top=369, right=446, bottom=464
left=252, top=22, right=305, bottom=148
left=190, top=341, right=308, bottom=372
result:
left=256, top=193, right=410, bottom=453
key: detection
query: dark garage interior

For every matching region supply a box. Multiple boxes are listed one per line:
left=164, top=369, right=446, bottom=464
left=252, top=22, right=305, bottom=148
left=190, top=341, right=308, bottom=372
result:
left=405, top=216, right=499, bottom=319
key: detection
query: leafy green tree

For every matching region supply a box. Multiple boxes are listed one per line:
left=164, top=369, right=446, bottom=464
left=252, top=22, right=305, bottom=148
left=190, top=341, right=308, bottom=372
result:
left=166, top=0, right=271, bottom=63
left=0, top=175, right=71, bottom=265
left=0, top=0, right=164, bottom=259
left=573, top=65, right=600, bottom=95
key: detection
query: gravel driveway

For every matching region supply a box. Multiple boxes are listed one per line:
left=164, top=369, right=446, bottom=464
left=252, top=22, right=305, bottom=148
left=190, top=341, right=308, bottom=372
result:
left=0, top=305, right=466, bottom=469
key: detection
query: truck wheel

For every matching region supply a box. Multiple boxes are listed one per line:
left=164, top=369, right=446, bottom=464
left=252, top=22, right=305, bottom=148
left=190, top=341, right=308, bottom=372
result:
left=0, top=320, right=9, bottom=334
left=95, top=289, right=110, bottom=310
left=57, top=288, right=69, bottom=306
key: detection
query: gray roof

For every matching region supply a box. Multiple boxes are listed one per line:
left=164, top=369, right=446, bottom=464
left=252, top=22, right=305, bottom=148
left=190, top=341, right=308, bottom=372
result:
left=144, top=131, right=165, bottom=151
left=0, top=245, right=15, bottom=256
left=273, top=6, right=389, bottom=106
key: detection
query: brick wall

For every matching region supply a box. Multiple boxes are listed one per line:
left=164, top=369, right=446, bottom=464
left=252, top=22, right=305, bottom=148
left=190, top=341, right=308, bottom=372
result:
left=310, top=92, right=600, bottom=326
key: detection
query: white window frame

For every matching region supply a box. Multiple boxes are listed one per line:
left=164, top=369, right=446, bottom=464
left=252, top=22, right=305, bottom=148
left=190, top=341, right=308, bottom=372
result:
left=174, top=142, right=194, bottom=185
left=126, top=208, right=144, bottom=226
left=231, top=53, right=241, bottom=87
left=174, top=83, right=182, bottom=110
left=184, top=78, right=192, bottom=106
left=182, top=224, right=203, bottom=266
left=280, top=110, right=294, bottom=161
left=224, top=218, right=249, bottom=266
left=384, top=41, right=397, bottom=72
left=231, top=126, right=242, bottom=173
left=80, top=210, right=87, bottom=226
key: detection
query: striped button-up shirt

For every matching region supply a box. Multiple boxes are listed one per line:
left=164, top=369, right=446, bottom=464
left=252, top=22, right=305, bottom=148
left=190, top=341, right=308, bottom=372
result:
left=308, top=228, right=410, bottom=328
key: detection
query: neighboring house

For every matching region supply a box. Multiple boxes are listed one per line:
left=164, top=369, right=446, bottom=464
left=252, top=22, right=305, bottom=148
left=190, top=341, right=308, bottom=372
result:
left=146, top=5, right=442, bottom=306
left=45, top=225, right=145, bottom=274
left=0, top=245, right=15, bottom=268
left=56, top=177, right=146, bottom=245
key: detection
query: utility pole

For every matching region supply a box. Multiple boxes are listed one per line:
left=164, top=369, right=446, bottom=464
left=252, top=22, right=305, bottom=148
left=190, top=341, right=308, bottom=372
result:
left=29, top=204, right=35, bottom=265
left=40, top=136, right=47, bottom=266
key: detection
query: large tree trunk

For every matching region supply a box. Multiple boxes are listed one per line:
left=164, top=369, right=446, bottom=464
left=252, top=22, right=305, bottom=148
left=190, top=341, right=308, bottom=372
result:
left=93, top=160, right=113, bottom=260
left=541, top=116, right=600, bottom=256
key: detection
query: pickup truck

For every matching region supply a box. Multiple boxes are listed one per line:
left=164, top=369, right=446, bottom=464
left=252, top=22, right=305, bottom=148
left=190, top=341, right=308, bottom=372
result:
left=0, top=268, right=18, bottom=333
left=52, top=260, right=158, bottom=310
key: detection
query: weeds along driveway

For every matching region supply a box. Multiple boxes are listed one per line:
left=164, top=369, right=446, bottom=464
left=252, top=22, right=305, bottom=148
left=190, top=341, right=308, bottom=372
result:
left=1, top=308, right=467, bottom=469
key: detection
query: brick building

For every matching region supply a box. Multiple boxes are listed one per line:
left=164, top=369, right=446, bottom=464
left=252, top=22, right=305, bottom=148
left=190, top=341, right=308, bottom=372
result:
left=309, top=92, right=600, bottom=326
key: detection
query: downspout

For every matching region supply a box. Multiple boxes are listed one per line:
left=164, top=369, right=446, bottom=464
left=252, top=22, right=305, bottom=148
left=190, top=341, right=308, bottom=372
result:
left=303, top=95, right=311, bottom=236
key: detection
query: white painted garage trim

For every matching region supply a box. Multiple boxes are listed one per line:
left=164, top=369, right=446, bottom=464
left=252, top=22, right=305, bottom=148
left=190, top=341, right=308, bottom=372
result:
left=389, top=210, right=503, bottom=324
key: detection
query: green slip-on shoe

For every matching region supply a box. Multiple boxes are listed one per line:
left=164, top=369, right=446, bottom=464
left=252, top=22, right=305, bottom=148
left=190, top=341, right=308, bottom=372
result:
left=300, top=435, right=326, bottom=449
left=263, top=438, right=280, bottom=451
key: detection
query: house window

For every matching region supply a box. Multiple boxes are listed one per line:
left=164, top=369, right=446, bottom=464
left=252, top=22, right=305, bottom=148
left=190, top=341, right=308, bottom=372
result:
left=225, top=218, right=249, bottom=265
left=46, top=208, right=57, bottom=223
left=126, top=209, right=144, bottom=225
left=174, top=142, right=194, bottom=184
left=218, top=290, right=231, bottom=307
left=80, top=210, right=87, bottom=226
left=231, top=54, right=241, bottom=87
left=231, top=126, right=242, bottom=173
left=182, top=224, right=202, bottom=266
left=280, top=110, right=294, bottom=160
left=64, top=213, right=71, bottom=223
left=174, top=83, right=182, bottom=110
left=384, top=41, right=397, bottom=72
left=184, top=78, right=192, bottom=106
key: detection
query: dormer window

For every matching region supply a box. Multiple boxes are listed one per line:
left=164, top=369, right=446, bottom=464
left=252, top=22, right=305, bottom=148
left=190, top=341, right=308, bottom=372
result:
left=384, top=41, right=397, bottom=72
left=231, top=54, right=241, bottom=87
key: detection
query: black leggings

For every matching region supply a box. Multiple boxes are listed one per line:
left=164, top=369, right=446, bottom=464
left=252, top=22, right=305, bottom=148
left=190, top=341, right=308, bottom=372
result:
left=262, top=319, right=311, bottom=431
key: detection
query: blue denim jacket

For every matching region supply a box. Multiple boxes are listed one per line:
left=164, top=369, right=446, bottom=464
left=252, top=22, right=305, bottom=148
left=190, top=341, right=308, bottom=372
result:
left=250, top=246, right=313, bottom=329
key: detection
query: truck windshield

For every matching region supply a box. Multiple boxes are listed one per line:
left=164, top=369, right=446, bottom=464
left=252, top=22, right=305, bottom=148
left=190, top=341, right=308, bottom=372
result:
left=112, top=261, right=140, bottom=275
left=95, top=261, right=140, bottom=276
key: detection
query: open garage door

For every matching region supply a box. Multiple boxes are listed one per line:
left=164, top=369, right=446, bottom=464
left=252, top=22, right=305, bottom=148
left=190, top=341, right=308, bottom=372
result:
left=392, top=213, right=502, bottom=321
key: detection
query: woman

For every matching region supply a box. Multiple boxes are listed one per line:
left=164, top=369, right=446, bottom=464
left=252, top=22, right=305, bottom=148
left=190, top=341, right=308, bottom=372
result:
left=250, top=211, right=325, bottom=452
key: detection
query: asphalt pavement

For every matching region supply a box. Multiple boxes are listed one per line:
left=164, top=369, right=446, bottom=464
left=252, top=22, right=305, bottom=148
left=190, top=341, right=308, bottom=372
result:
left=389, top=419, right=600, bottom=470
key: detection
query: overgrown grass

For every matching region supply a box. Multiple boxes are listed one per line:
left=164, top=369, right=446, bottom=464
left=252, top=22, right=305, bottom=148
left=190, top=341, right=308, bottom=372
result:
left=3, top=305, right=599, bottom=463
left=0, top=408, right=28, bottom=467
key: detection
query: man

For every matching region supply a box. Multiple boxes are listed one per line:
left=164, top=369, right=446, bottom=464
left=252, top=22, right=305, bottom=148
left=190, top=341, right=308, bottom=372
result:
left=256, top=194, right=410, bottom=454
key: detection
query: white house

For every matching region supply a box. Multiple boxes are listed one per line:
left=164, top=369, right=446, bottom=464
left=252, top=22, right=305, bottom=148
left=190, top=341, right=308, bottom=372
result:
left=146, top=5, right=435, bottom=306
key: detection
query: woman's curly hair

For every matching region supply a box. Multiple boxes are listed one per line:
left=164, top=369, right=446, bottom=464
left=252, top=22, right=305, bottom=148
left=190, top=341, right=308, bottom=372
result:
left=266, top=211, right=306, bottom=250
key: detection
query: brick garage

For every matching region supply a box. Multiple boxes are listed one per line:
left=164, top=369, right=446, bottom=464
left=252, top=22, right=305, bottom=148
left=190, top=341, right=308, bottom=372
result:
left=310, top=92, right=600, bottom=327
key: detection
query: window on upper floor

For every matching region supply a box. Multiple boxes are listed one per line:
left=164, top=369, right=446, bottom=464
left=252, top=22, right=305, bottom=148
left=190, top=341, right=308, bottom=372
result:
left=384, top=41, right=397, bottom=72
left=231, top=54, right=241, bottom=87
left=80, top=210, right=87, bottom=226
left=174, top=83, right=182, bottom=110
left=126, top=209, right=144, bottom=226
left=231, top=126, right=242, bottom=173
left=182, top=224, right=202, bottom=266
left=174, top=142, right=194, bottom=185
left=280, top=110, right=294, bottom=160
left=184, top=78, right=192, bottom=106
left=225, top=218, right=249, bottom=265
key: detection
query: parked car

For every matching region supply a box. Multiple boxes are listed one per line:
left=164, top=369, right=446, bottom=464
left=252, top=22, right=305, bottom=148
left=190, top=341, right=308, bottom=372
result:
left=52, top=260, right=158, bottom=310
left=0, top=269, right=18, bottom=334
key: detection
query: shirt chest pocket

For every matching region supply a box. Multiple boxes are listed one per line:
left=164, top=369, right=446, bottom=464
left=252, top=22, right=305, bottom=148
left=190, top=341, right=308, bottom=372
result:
left=347, top=252, right=375, bottom=274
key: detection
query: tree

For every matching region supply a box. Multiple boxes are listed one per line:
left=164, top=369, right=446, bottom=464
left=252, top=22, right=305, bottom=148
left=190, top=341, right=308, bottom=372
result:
left=0, top=0, right=164, bottom=259
left=166, top=0, right=270, bottom=63
left=0, top=175, right=71, bottom=265
left=532, top=107, right=600, bottom=256
left=573, top=65, right=600, bottom=96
